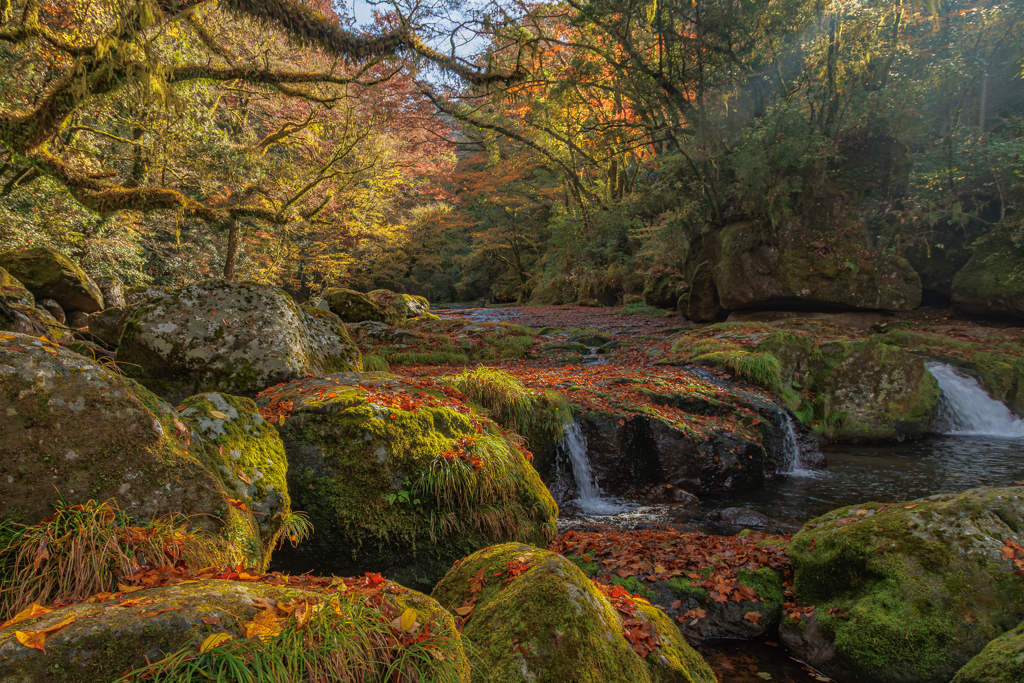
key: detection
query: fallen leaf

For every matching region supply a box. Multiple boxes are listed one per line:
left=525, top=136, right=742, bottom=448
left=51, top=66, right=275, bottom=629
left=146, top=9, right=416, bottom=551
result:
left=209, top=410, right=228, bottom=419
left=1, top=604, right=53, bottom=629
left=278, top=415, right=286, bottom=426
left=453, top=606, right=473, bottom=617
left=744, top=611, right=763, bottom=625
left=243, top=610, right=282, bottom=640
left=200, top=633, right=233, bottom=652
left=15, top=615, right=78, bottom=652
left=141, top=608, right=180, bottom=617
left=201, top=616, right=221, bottom=626
left=400, top=608, right=417, bottom=632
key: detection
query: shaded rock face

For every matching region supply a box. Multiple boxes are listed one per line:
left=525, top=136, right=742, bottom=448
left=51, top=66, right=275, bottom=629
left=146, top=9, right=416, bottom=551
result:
left=781, top=486, right=1024, bottom=683
left=0, top=247, right=103, bottom=313
left=0, top=267, right=34, bottom=308
left=686, top=262, right=726, bottom=322
left=643, top=269, right=687, bottom=309
left=322, top=287, right=403, bottom=325
left=117, top=280, right=361, bottom=404
left=264, top=373, right=558, bottom=591
left=124, top=285, right=172, bottom=307
left=95, top=275, right=126, bottom=308
left=0, top=334, right=227, bottom=531
left=86, top=306, right=127, bottom=347
left=431, top=543, right=717, bottom=683
left=706, top=222, right=921, bottom=313
left=952, top=231, right=1024, bottom=319
left=36, top=298, right=64, bottom=324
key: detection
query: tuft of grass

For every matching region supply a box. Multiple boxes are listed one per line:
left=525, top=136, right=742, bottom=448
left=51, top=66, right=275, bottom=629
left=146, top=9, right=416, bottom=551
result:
left=446, top=367, right=534, bottom=434
left=361, top=354, right=391, bottom=372
left=690, top=350, right=783, bottom=393
left=0, top=500, right=225, bottom=622
left=388, top=351, right=469, bottom=366
left=278, top=511, right=314, bottom=548
left=118, top=590, right=467, bottom=683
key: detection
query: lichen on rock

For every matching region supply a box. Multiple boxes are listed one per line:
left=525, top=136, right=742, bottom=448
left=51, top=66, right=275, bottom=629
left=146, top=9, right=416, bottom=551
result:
left=0, top=247, right=104, bottom=314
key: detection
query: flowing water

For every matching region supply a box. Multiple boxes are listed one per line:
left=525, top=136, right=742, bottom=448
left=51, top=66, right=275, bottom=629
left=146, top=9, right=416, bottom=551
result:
left=929, top=362, right=1024, bottom=436
left=559, top=421, right=634, bottom=515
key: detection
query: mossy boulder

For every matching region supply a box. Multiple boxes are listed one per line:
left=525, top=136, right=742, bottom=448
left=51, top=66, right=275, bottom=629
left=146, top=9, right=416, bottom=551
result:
left=264, top=374, right=558, bottom=590
left=123, top=285, right=172, bottom=307
left=0, top=247, right=103, bottom=314
left=706, top=221, right=921, bottom=313
left=0, top=301, right=71, bottom=344
left=781, top=486, right=1024, bottom=683
left=0, top=267, right=34, bottom=308
left=0, top=577, right=469, bottom=683
left=323, top=287, right=403, bottom=325
left=431, top=543, right=716, bottom=683
left=177, top=393, right=291, bottom=568
left=85, top=306, right=127, bottom=347
left=952, top=231, right=1024, bottom=319
left=953, top=620, right=1024, bottom=683
left=642, top=269, right=687, bottom=309
left=0, top=333, right=259, bottom=562
left=685, top=262, right=725, bottom=322
left=117, top=280, right=361, bottom=404
left=660, top=566, right=785, bottom=642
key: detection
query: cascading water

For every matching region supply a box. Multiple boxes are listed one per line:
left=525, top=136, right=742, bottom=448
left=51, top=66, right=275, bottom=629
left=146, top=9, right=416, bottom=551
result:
left=928, top=362, right=1024, bottom=437
left=560, top=422, right=631, bottom=514
left=779, top=415, right=816, bottom=474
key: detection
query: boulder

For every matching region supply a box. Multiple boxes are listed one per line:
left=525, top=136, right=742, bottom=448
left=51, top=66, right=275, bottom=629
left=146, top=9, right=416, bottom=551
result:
left=322, top=287, right=403, bottom=325
left=262, top=374, right=558, bottom=590
left=124, top=285, right=172, bottom=307
left=177, top=393, right=291, bottom=567
left=95, top=275, right=126, bottom=308
left=953, top=620, right=1024, bottom=683
left=117, top=280, right=361, bottom=404
left=952, top=231, right=1024, bottom=319
left=719, top=507, right=771, bottom=527
left=0, top=332, right=278, bottom=565
left=664, top=565, right=785, bottom=642
left=642, top=269, right=687, bottom=309
left=65, top=310, right=89, bottom=329
left=0, top=301, right=70, bottom=344
left=0, top=267, right=34, bottom=308
left=35, top=298, right=64, bottom=324
left=431, top=543, right=717, bottom=683
left=86, top=306, right=127, bottom=347
left=686, top=262, right=725, bottom=322
left=0, top=247, right=103, bottom=313
left=781, top=486, right=1024, bottom=683
left=406, top=294, right=430, bottom=317
left=706, top=222, right=921, bottom=313
left=0, top=577, right=469, bottom=683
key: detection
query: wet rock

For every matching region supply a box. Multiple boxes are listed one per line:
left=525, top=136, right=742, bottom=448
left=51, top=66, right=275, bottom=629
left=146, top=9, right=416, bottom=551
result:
left=0, top=333, right=268, bottom=562
left=644, top=484, right=699, bottom=506
left=431, top=543, right=717, bottom=683
left=0, top=247, right=103, bottom=313
left=117, top=280, right=361, bottom=404
left=661, top=565, right=786, bottom=641
left=87, top=306, right=128, bottom=347
left=265, top=373, right=557, bottom=590
left=719, top=507, right=770, bottom=527
left=95, top=275, right=126, bottom=308
left=36, top=298, right=64, bottom=324
left=781, top=486, right=1024, bottom=683
left=0, top=578, right=468, bottom=683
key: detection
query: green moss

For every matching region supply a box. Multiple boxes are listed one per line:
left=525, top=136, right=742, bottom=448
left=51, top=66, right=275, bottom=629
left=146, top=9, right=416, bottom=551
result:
left=666, top=577, right=710, bottom=602
left=610, top=575, right=656, bottom=600
left=566, top=554, right=600, bottom=577
left=953, top=620, right=1024, bottom=683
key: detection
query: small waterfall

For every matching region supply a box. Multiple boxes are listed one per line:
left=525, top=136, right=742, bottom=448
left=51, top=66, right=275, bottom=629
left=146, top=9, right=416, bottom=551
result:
left=581, top=347, right=607, bottom=365
left=560, top=422, right=631, bottom=514
left=928, top=362, right=1024, bottom=437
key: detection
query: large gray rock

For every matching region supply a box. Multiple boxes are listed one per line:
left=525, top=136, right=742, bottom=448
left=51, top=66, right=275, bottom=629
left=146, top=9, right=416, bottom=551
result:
left=952, top=231, right=1024, bottom=319
left=0, top=247, right=103, bottom=313
left=86, top=306, right=128, bottom=347
left=0, top=332, right=282, bottom=565
left=117, top=280, right=362, bottom=404
left=781, top=486, right=1024, bottom=683
left=706, top=222, right=921, bottom=313
left=323, top=287, right=403, bottom=325
left=95, top=275, right=126, bottom=308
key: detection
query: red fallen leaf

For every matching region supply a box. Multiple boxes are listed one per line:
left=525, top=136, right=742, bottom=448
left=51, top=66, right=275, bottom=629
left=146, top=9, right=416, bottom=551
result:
left=201, top=616, right=221, bottom=625
left=670, top=600, right=681, bottom=610
left=743, top=611, right=762, bottom=625
left=227, top=498, right=254, bottom=513
left=141, top=608, right=180, bottom=617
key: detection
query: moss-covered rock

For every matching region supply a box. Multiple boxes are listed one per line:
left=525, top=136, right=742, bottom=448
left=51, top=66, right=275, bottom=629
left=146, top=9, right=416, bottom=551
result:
left=951, top=231, right=1024, bottom=319
left=0, top=332, right=253, bottom=561
left=117, top=280, right=361, bottom=404
left=666, top=322, right=938, bottom=441
left=0, top=302, right=71, bottom=344
left=431, top=544, right=716, bottom=683
left=0, top=267, right=34, bottom=308
left=642, top=269, right=687, bottom=309
left=662, top=566, right=785, bottom=641
left=177, top=393, right=291, bottom=568
left=123, top=285, right=172, bottom=307
left=323, top=287, right=403, bottom=325
left=264, top=374, right=558, bottom=590
left=366, top=289, right=429, bottom=319
left=0, top=247, right=103, bottom=313
left=686, top=262, right=725, bottom=323
left=0, top=577, right=469, bottom=683
left=85, top=306, right=127, bottom=347
left=781, top=486, right=1024, bottom=683
left=706, top=221, right=921, bottom=313
left=953, top=620, right=1024, bottom=683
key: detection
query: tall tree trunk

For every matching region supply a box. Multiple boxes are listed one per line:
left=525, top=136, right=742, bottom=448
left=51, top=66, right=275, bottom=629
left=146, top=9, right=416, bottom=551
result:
left=224, top=219, right=240, bottom=281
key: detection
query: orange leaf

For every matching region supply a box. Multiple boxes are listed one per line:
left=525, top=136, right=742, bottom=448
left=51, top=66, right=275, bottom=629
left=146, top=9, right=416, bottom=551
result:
left=744, top=611, right=762, bottom=625
left=15, top=614, right=78, bottom=652
left=1, top=604, right=53, bottom=629
left=243, top=610, right=282, bottom=640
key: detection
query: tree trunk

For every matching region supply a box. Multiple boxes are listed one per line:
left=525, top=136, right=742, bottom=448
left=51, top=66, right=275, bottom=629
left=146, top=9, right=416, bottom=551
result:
left=224, top=219, right=240, bottom=281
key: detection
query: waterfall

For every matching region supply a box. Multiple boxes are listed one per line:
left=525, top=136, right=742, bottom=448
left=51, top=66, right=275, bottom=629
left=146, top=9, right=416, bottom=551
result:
left=779, top=415, right=804, bottom=472
left=928, top=362, right=1024, bottom=437
left=560, top=422, right=631, bottom=514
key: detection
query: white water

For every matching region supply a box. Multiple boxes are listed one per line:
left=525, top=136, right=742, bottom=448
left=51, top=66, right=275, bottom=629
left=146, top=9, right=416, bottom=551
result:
left=561, top=422, right=632, bottom=514
left=928, top=362, right=1024, bottom=437
left=780, top=415, right=818, bottom=476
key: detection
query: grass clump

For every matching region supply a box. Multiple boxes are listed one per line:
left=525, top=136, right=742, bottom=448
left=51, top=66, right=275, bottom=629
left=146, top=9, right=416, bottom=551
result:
left=446, top=367, right=534, bottom=434
left=672, top=334, right=783, bottom=393
left=361, top=354, right=391, bottom=372
left=388, top=351, right=469, bottom=366
left=119, top=589, right=469, bottom=683
left=0, top=499, right=224, bottom=622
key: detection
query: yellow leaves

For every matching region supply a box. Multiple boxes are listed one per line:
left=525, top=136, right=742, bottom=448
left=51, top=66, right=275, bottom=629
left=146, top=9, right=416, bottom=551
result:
left=209, top=410, right=229, bottom=419
left=200, top=633, right=234, bottom=652
left=15, top=614, right=78, bottom=653
left=453, top=605, right=473, bottom=617
left=278, top=415, right=286, bottom=426
left=243, top=610, right=283, bottom=640
left=390, top=608, right=418, bottom=633
left=1, top=604, right=53, bottom=629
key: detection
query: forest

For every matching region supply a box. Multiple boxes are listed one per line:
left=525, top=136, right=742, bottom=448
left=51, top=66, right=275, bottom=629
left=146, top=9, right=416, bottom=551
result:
left=1, top=1, right=1024, bottom=683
